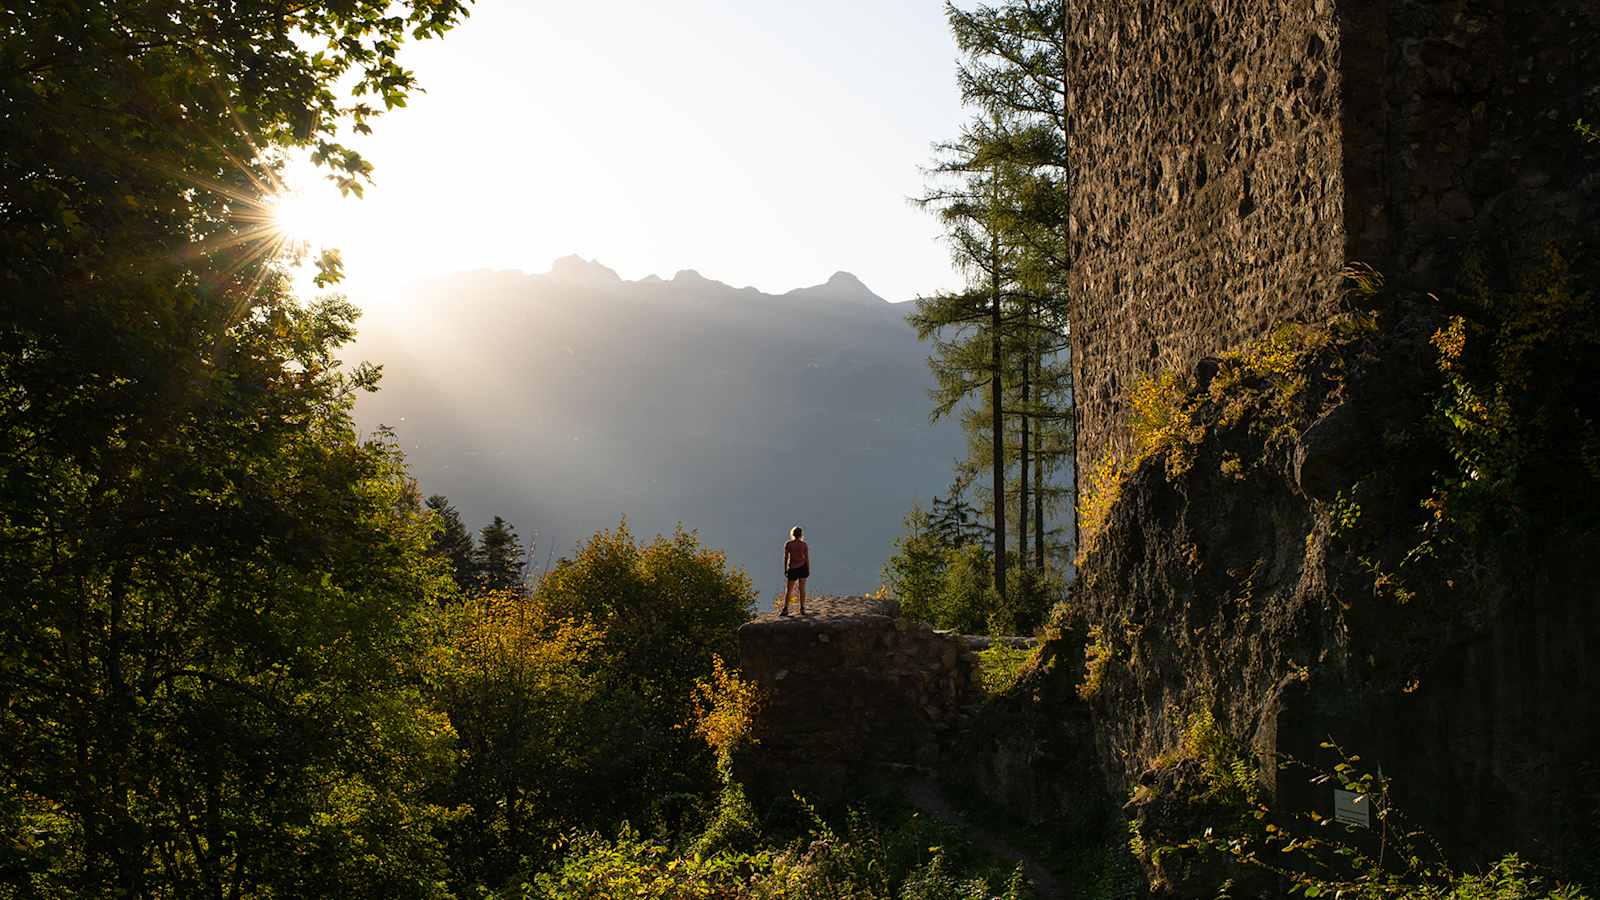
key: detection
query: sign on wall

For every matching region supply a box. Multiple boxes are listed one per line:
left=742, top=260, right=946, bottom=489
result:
left=1333, top=789, right=1370, bottom=828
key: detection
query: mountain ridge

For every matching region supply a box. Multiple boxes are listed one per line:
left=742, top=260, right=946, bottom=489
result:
left=505, top=255, right=899, bottom=303
left=350, top=261, right=960, bottom=593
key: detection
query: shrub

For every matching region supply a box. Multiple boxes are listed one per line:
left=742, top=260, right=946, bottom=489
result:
left=1195, top=747, right=1589, bottom=899
left=690, top=654, right=763, bottom=770
left=991, top=564, right=1062, bottom=635
left=1077, top=625, right=1113, bottom=700
left=508, top=826, right=764, bottom=899
left=976, top=643, right=1033, bottom=696
left=687, top=655, right=764, bottom=858
left=933, top=543, right=998, bottom=634
left=1151, top=709, right=1259, bottom=807
left=884, top=503, right=954, bottom=622
left=518, top=799, right=1039, bottom=900
left=1130, top=370, right=1202, bottom=477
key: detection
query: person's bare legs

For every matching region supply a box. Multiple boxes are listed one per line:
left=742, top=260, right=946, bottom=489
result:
left=797, top=577, right=807, bottom=615
left=780, top=579, right=794, bottom=616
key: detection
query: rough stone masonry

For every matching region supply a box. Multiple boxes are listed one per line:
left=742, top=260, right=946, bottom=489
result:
left=1067, top=0, right=1600, bottom=468
left=736, top=596, right=987, bottom=804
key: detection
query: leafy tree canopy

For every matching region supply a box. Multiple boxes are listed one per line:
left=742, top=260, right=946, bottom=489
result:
left=1, top=1, right=472, bottom=895
left=532, top=521, right=756, bottom=817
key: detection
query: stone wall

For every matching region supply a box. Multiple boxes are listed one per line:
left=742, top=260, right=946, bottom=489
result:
left=1067, top=0, right=1600, bottom=469
left=736, top=597, right=984, bottom=804
left=738, top=598, right=1117, bottom=860
left=1067, top=0, right=1348, bottom=468
left=1339, top=0, right=1600, bottom=286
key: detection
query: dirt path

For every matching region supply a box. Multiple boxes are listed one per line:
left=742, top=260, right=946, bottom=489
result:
left=901, top=778, right=1066, bottom=899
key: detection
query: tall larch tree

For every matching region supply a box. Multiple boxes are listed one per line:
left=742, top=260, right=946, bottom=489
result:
left=946, top=0, right=1078, bottom=570
left=912, top=115, right=1034, bottom=603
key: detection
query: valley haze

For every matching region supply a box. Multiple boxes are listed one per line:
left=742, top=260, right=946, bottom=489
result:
left=351, top=256, right=965, bottom=595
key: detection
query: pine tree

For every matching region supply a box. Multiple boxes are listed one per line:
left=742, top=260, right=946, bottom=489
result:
left=476, top=516, right=527, bottom=594
left=426, top=494, right=478, bottom=592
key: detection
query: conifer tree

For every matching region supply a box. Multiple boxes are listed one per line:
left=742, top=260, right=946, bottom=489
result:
left=912, top=115, right=1029, bottom=603
left=476, top=516, right=528, bottom=594
left=929, top=493, right=992, bottom=548
left=939, top=0, right=1078, bottom=571
left=426, top=494, right=478, bottom=592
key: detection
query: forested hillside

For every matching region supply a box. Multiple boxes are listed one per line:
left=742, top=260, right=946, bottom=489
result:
left=350, top=257, right=965, bottom=593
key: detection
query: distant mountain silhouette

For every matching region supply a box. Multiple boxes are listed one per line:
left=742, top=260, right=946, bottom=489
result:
left=349, top=257, right=964, bottom=594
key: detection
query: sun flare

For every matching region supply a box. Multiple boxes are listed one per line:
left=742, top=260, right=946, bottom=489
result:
left=270, top=189, right=333, bottom=247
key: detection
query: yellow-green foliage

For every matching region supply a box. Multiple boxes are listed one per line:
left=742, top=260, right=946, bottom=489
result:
left=514, top=826, right=770, bottom=899
left=1219, top=451, right=1246, bottom=480
left=427, top=592, right=606, bottom=884
left=690, top=654, right=763, bottom=770
left=1077, top=625, right=1113, bottom=701
left=1075, top=452, right=1129, bottom=565
left=1077, top=371, right=1204, bottom=568
left=1126, top=818, right=1148, bottom=861
left=1130, top=370, right=1203, bottom=477
left=1151, top=708, right=1259, bottom=807
left=975, top=643, right=1032, bottom=696
left=534, top=519, right=754, bottom=719
left=1207, top=312, right=1378, bottom=446
left=1078, top=310, right=1377, bottom=570
left=517, top=803, right=1036, bottom=899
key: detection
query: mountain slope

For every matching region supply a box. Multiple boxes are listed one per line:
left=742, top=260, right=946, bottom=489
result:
left=349, top=257, right=962, bottom=594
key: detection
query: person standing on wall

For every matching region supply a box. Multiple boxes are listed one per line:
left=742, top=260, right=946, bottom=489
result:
left=779, top=526, right=809, bottom=616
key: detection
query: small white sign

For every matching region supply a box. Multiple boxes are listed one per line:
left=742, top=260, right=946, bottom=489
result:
left=1334, top=789, right=1370, bottom=828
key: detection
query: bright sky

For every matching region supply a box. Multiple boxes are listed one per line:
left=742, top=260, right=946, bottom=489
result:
left=278, top=0, right=969, bottom=303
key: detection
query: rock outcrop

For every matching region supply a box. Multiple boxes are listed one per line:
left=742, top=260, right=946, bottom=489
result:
left=1066, top=305, right=1600, bottom=889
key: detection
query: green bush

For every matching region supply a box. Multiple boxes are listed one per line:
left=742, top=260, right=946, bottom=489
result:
left=517, top=796, right=1039, bottom=899
left=884, top=503, right=951, bottom=619
left=975, top=643, right=1033, bottom=696
left=932, top=544, right=998, bottom=634
left=530, top=521, right=757, bottom=830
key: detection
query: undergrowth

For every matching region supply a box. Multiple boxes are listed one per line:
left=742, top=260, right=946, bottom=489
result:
left=510, top=796, right=1035, bottom=900
left=975, top=642, right=1033, bottom=696
left=1076, top=625, right=1112, bottom=700
left=1150, top=708, right=1260, bottom=808
left=1191, top=746, right=1590, bottom=899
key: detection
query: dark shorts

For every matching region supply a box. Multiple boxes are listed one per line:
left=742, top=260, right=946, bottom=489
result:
left=785, top=565, right=809, bottom=581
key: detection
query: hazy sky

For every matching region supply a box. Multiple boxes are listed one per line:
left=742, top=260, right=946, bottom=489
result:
left=282, top=0, right=970, bottom=303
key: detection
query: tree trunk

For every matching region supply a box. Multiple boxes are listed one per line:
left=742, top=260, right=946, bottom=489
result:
left=990, top=224, right=1007, bottom=603
left=1019, top=304, right=1031, bottom=573
left=1061, top=3, right=1080, bottom=573
left=1034, top=326, right=1046, bottom=570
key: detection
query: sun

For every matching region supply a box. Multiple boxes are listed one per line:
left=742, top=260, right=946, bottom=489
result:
left=270, top=188, right=334, bottom=247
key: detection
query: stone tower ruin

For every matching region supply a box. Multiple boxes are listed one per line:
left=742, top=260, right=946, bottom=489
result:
left=1066, top=0, right=1600, bottom=469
